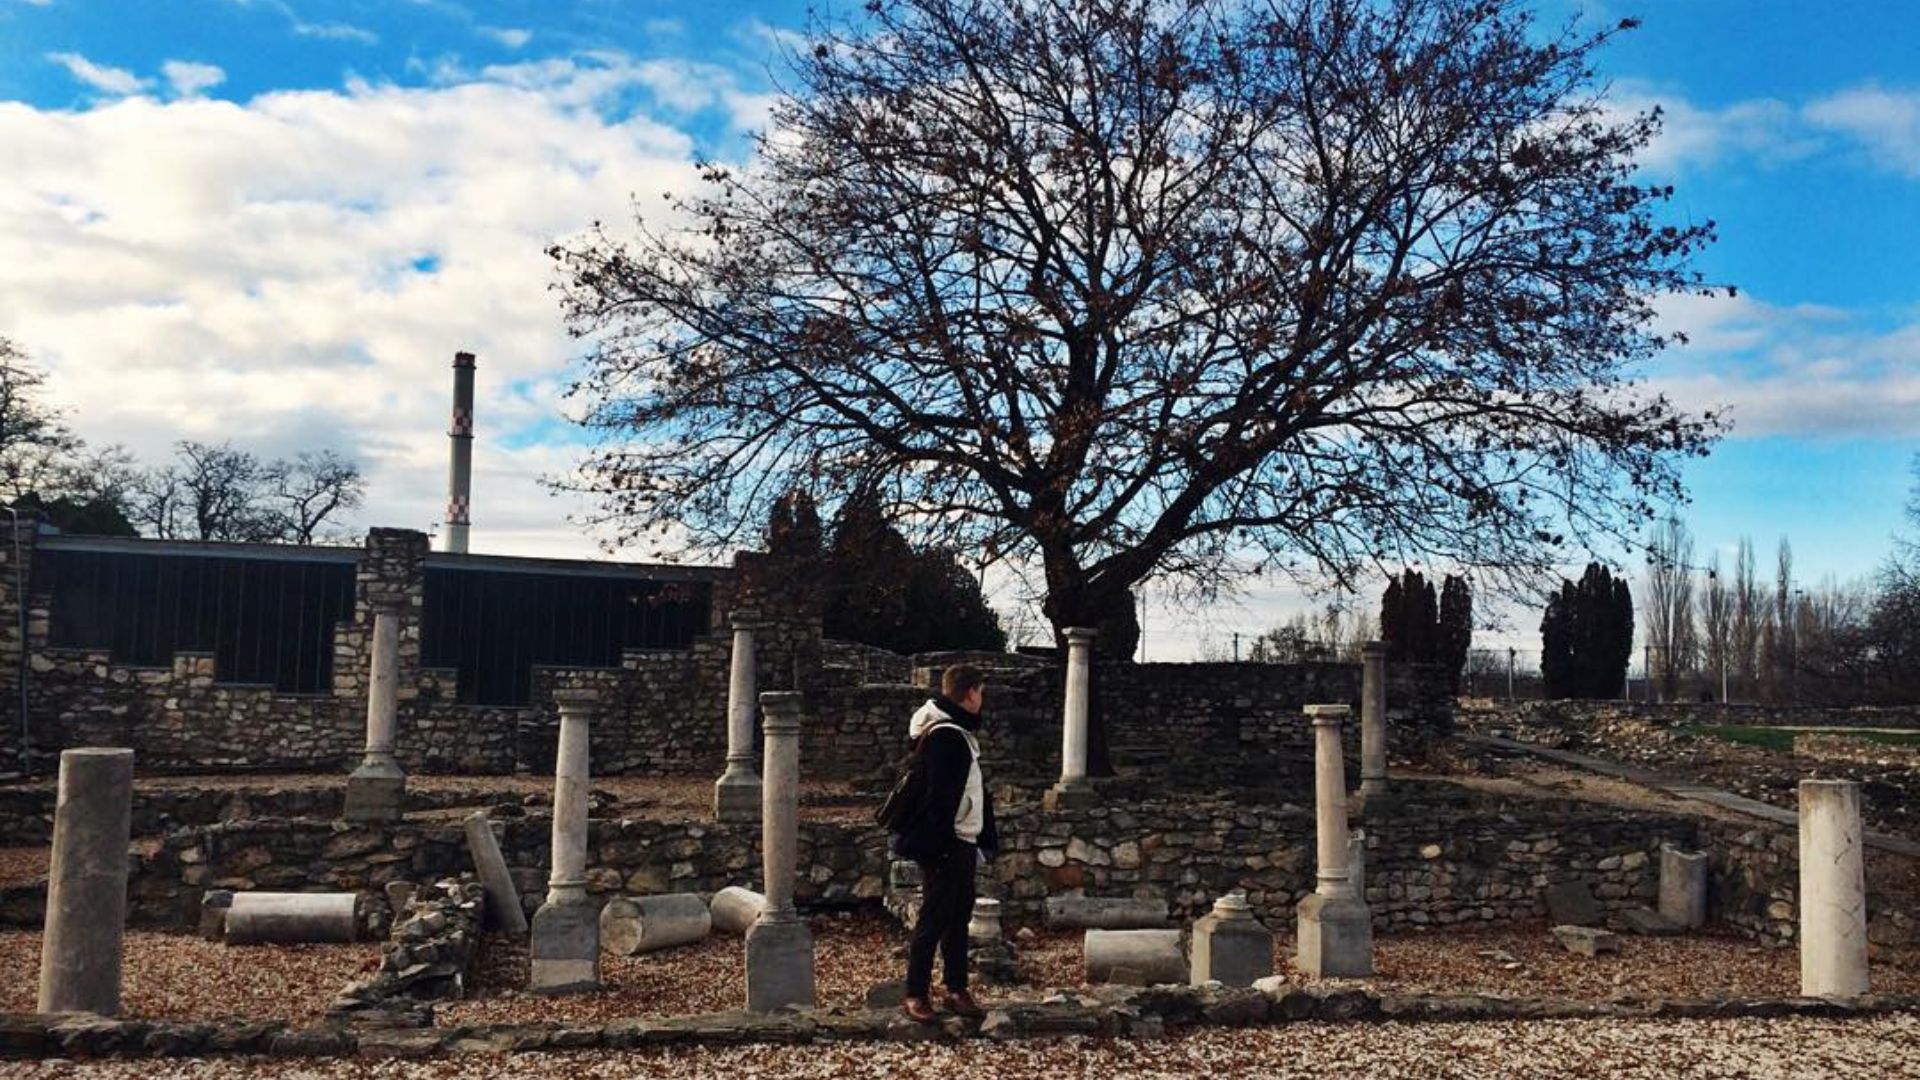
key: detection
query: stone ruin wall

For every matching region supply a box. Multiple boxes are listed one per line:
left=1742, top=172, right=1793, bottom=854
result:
left=0, top=516, right=1456, bottom=785
left=1700, top=817, right=1917, bottom=949
left=0, top=780, right=1722, bottom=939
left=810, top=661, right=1454, bottom=790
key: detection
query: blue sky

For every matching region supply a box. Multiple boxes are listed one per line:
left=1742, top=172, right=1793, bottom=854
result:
left=0, top=0, right=1914, bottom=656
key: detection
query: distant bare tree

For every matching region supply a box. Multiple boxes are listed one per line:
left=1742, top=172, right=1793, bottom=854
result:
left=1730, top=537, right=1763, bottom=701
left=1699, top=549, right=1731, bottom=701
left=132, top=441, right=365, bottom=544
left=270, top=450, right=366, bottom=545
left=1769, top=537, right=1795, bottom=702
left=1644, top=514, right=1697, bottom=701
left=0, top=338, right=83, bottom=501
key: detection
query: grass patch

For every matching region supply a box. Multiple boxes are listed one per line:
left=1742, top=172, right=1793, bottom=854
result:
left=1680, top=725, right=1795, bottom=752
left=1679, top=725, right=1920, bottom=753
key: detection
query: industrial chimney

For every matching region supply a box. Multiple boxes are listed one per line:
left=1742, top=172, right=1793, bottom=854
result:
left=445, top=351, right=475, bottom=554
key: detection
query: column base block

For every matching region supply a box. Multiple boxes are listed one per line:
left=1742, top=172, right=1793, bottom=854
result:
left=530, top=899, right=601, bottom=993
left=343, top=765, right=406, bottom=823
left=1191, top=918, right=1276, bottom=988
left=744, top=917, right=815, bottom=1013
left=714, top=773, right=763, bottom=824
left=1295, top=892, right=1374, bottom=978
left=1044, top=780, right=1098, bottom=811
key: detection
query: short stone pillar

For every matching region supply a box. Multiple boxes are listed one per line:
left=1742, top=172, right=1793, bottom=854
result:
left=1359, top=641, right=1388, bottom=798
left=745, top=691, right=814, bottom=1012
left=713, top=620, right=763, bottom=823
left=1191, top=891, right=1274, bottom=987
left=1658, top=844, right=1708, bottom=930
left=1045, top=627, right=1098, bottom=811
left=967, top=897, right=1020, bottom=985
left=1296, top=704, right=1373, bottom=978
left=37, top=747, right=134, bottom=1015
left=344, top=611, right=406, bottom=823
left=967, top=897, right=1006, bottom=945
left=1799, top=779, right=1868, bottom=998
left=530, top=688, right=600, bottom=993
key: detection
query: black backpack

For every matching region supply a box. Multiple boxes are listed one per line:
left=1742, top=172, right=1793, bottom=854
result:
left=874, top=724, right=948, bottom=832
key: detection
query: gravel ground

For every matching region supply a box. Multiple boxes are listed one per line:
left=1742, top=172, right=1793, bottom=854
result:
left=0, top=931, right=378, bottom=1023
left=8, top=914, right=1906, bottom=1032
left=436, top=914, right=1920, bottom=1027
left=7, top=1015, right=1918, bottom=1078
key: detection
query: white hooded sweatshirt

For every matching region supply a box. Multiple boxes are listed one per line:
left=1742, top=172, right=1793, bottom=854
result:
left=908, top=698, right=986, bottom=844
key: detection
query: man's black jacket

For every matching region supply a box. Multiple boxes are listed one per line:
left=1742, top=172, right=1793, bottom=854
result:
left=897, top=695, right=999, bottom=861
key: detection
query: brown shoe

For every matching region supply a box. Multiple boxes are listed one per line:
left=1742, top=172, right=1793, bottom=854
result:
left=902, top=996, right=937, bottom=1023
left=944, top=989, right=986, bottom=1020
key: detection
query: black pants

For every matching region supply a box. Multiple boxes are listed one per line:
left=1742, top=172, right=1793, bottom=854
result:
left=905, top=838, right=977, bottom=997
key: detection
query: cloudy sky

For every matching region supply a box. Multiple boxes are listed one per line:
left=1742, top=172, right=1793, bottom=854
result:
left=0, top=0, right=1915, bottom=659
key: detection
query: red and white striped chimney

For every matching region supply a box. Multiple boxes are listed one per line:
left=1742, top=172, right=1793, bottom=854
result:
left=445, top=351, right=475, bottom=553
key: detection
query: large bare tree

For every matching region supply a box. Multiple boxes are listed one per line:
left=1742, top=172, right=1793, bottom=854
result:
left=552, top=0, right=1721, bottom=640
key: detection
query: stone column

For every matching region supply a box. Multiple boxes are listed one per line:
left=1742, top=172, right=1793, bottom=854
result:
left=745, top=691, right=814, bottom=1012
left=1799, top=779, right=1868, bottom=998
left=463, top=811, right=528, bottom=935
left=344, top=611, right=405, bottom=822
left=713, top=620, right=763, bottom=823
left=1296, top=704, right=1373, bottom=978
left=1045, top=627, right=1098, bottom=811
left=530, top=688, right=599, bottom=992
left=37, top=747, right=134, bottom=1015
left=1359, top=641, right=1388, bottom=798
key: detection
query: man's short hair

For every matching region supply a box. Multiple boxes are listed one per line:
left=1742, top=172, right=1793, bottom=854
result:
left=942, top=664, right=986, bottom=700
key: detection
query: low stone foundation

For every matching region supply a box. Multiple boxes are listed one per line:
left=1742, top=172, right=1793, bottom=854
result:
left=2, top=987, right=1915, bottom=1060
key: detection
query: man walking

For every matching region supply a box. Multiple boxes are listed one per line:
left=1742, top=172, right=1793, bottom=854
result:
left=898, top=664, right=997, bottom=1022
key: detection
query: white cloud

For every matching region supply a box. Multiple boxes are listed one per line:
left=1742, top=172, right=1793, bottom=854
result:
left=221, top=0, right=377, bottom=45
left=1649, top=293, right=1920, bottom=439
left=1611, top=81, right=1920, bottom=181
left=1805, top=86, right=1920, bottom=178
left=478, top=26, right=532, bottom=49
left=293, top=19, right=377, bottom=44
left=45, top=52, right=147, bottom=96
left=162, top=60, right=226, bottom=99
left=0, top=66, right=715, bottom=560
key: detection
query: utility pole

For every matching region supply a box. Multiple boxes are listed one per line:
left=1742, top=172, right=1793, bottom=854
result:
left=1506, top=647, right=1515, bottom=702
left=1232, top=632, right=1241, bottom=663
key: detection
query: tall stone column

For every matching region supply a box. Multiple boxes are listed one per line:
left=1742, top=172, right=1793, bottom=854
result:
left=1799, top=779, right=1869, bottom=997
left=1045, top=627, right=1098, bottom=811
left=1296, top=705, right=1373, bottom=978
left=344, top=611, right=405, bottom=822
left=745, top=691, right=814, bottom=1012
left=713, top=620, right=763, bottom=823
left=37, top=747, right=134, bottom=1015
left=1359, top=641, right=1388, bottom=798
left=530, top=688, right=599, bottom=993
